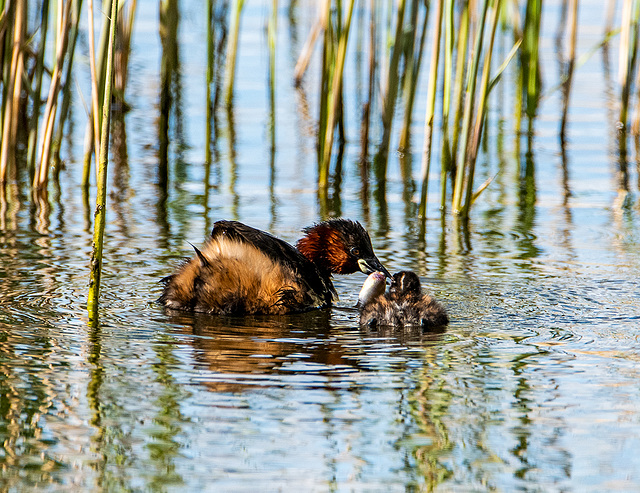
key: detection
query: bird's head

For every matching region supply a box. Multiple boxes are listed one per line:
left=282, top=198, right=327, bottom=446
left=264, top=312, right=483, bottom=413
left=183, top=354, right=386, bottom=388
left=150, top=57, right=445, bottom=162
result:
left=390, top=271, right=422, bottom=297
left=296, top=219, right=391, bottom=277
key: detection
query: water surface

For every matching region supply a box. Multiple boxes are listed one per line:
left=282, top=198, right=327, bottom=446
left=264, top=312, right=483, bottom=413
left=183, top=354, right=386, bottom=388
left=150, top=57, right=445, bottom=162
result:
left=1, top=0, right=640, bottom=490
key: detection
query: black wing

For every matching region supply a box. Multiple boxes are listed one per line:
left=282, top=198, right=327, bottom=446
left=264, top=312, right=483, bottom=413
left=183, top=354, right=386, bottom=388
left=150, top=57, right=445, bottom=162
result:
left=210, top=220, right=336, bottom=304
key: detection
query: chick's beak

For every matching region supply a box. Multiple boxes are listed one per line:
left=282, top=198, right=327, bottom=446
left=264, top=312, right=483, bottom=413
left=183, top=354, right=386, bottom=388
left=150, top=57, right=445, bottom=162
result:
left=357, top=257, right=392, bottom=278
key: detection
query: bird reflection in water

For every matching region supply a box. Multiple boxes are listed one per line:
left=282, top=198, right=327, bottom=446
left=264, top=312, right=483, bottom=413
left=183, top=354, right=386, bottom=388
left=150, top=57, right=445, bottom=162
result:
left=163, top=304, right=447, bottom=394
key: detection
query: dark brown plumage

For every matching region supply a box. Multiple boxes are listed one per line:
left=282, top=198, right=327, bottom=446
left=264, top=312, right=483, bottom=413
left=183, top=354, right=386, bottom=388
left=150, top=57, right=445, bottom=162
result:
left=358, top=271, right=449, bottom=328
left=159, top=219, right=390, bottom=315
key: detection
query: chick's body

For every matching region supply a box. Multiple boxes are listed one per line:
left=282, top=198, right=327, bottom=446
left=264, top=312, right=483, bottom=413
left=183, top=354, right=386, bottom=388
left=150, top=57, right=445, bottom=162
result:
left=358, top=271, right=448, bottom=328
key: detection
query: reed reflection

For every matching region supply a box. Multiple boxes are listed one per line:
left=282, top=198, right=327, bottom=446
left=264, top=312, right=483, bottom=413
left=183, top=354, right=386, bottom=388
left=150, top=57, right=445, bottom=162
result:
left=318, top=144, right=344, bottom=219
left=0, top=183, right=20, bottom=232
left=111, top=110, right=131, bottom=241
left=268, top=0, right=278, bottom=229
left=399, top=151, right=418, bottom=236
left=0, top=326, right=59, bottom=486
left=558, top=113, right=577, bottom=263
left=225, top=105, right=240, bottom=220
left=635, top=135, right=640, bottom=191
left=32, top=188, right=52, bottom=236
left=410, top=363, right=454, bottom=490
left=158, top=0, right=180, bottom=191
left=373, top=174, right=390, bottom=238
left=508, top=357, right=570, bottom=484
left=359, top=154, right=371, bottom=225
left=203, top=2, right=228, bottom=233
left=87, top=314, right=137, bottom=491
left=515, top=144, right=539, bottom=262
left=147, top=335, right=189, bottom=490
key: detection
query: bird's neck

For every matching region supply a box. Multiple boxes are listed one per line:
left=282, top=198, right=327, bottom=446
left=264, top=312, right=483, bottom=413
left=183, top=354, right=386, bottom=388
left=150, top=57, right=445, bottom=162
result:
left=296, top=226, right=349, bottom=274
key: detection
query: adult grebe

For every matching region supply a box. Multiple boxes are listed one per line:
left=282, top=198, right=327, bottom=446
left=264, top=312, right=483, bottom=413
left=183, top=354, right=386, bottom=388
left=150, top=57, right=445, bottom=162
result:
left=159, top=219, right=391, bottom=315
left=357, top=271, right=448, bottom=328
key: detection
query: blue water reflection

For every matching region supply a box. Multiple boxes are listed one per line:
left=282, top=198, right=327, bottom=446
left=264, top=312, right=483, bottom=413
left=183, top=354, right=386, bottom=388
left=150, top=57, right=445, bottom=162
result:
left=0, top=0, right=640, bottom=490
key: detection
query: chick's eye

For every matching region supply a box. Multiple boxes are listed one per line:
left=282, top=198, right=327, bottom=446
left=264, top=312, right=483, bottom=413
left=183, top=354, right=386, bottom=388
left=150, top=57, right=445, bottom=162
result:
left=350, top=248, right=361, bottom=257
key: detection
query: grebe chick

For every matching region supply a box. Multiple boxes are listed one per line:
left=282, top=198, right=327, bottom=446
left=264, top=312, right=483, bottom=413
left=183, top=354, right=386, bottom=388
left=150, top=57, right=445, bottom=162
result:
left=159, top=219, right=390, bottom=315
left=358, top=270, right=449, bottom=328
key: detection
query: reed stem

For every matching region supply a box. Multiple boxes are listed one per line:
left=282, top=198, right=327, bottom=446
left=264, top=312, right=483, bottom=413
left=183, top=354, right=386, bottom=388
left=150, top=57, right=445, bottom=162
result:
left=374, top=0, right=406, bottom=178
left=317, top=0, right=333, bottom=167
left=359, top=0, right=377, bottom=165
left=452, top=0, right=491, bottom=215
left=268, top=0, right=277, bottom=155
left=560, top=0, right=578, bottom=138
left=418, top=0, right=443, bottom=224
left=450, top=2, right=470, bottom=181
left=26, top=0, right=50, bottom=178
left=83, top=0, right=113, bottom=186
left=294, top=4, right=325, bottom=86
left=398, top=1, right=429, bottom=152
left=34, top=0, right=73, bottom=190
left=319, top=0, right=355, bottom=189
left=522, top=0, right=542, bottom=122
left=620, top=0, right=639, bottom=131
left=206, top=0, right=215, bottom=166
left=52, top=0, right=84, bottom=170
left=88, top=0, right=118, bottom=314
left=224, top=0, right=245, bottom=106
left=88, top=0, right=101, bottom=164
left=0, top=0, right=25, bottom=184
left=463, top=0, right=502, bottom=216
left=440, top=0, right=454, bottom=209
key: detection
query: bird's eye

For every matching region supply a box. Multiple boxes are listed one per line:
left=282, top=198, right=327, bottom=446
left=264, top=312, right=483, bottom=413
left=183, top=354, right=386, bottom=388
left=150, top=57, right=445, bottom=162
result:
left=350, top=247, right=361, bottom=257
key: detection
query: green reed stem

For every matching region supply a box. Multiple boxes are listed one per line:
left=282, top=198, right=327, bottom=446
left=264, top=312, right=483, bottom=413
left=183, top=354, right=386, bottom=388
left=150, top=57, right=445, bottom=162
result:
left=84, top=0, right=112, bottom=188
left=463, top=0, right=502, bottom=216
left=374, top=0, right=405, bottom=179
left=450, top=1, right=469, bottom=181
left=224, top=0, right=245, bottom=107
left=440, top=0, right=454, bottom=210
left=53, top=0, right=84, bottom=172
left=620, top=0, right=640, bottom=130
left=418, top=0, right=443, bottom=224
left=0, top=0, right=24, bottom=184
left=522, top=0, right=542, bottom=123
left=116, top=0, right=137, bottom=97
left=317, top=0, right=333, bottom=167
left=560, top=0, right=578, bottom=137
left=398, top=1, right=429, bottom=152
left=26, top=0, right=50, bottom=178
left=268, top=0, right=277, bottom=154
left=157, top=0, right=176, bottom=192
left=452, top=0, right=491, bottom=215
left=88, top=0, right=118, bottom=315
left=359, top=0, right=376, bottom=164
left=34, top=0, right=73, bottom=190
left=320, top=0, right=354, bottom=189
left=89, top=0, right=102, bottom=163
left=205, top=0, right=215, bottom=166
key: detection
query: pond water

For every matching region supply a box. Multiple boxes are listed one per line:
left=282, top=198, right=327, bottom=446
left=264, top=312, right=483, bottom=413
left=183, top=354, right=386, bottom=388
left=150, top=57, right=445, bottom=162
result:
left=1, top=0, right=640, bottom=490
